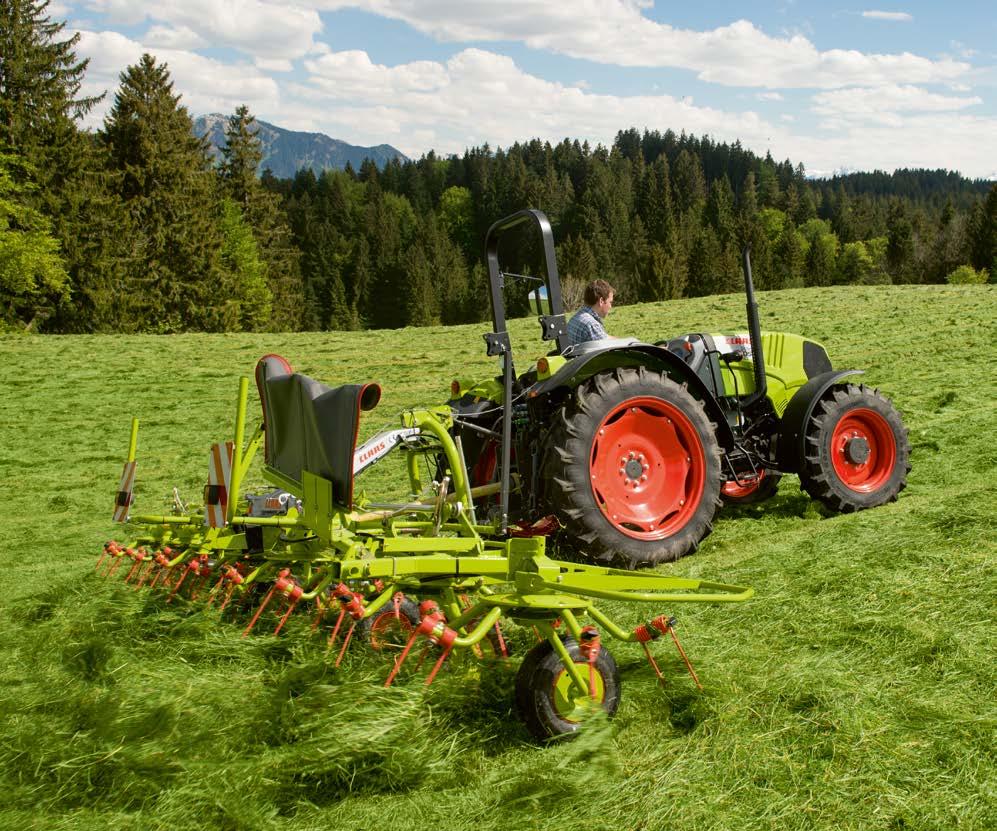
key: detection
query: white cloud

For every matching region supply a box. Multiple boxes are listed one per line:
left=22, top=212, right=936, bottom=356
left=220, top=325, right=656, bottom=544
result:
left=145, top=25, right=208, bottom=51
left=295, top=47, right=772, bottom=154
left=73, top=29, right=282, bottom=128
left=812, top=84, right=982, bottom=118
left=861, top=11, right=913, bottom=22
left=757, top=92, right=784, bottom=101
left=256, top=58, right=295, bottom=72
left=311, top=1, right=965, bottom=89
left=85, top=0, right=323, bottom=61
left=290, top=46, right=997, bottom=178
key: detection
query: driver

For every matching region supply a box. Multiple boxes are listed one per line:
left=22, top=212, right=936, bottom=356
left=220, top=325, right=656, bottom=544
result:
left=567, top=279, right=615, bottom=346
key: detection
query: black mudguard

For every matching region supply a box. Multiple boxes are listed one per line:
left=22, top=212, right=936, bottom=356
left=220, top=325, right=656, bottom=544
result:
left=530, top=343, right=736, bottom=451
left=775, top=369, right=864, bottom=473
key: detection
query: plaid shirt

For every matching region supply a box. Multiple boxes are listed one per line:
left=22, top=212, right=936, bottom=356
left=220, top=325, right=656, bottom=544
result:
left=567, top=306, right=608, bottom=346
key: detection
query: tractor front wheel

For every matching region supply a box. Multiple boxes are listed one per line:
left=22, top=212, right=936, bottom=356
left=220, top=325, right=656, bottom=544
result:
left=798, top=384, right=910, bottom=512
left=543, top=367, right=722, bottom=568
left=514, top=638, right=621, bottom=740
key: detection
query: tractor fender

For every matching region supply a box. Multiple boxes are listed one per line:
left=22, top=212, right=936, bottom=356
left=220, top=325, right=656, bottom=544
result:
left=530, top=342, right=736, bottom=450
left=776, top=369, right=864, bottom=472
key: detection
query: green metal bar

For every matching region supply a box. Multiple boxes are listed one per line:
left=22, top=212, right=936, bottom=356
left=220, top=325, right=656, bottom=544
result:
left=380, top=537, right=480, bottom=554
left=449, top=606, right=503, bottom=649
left=236, top=424, right=263, bottom=494
left=444, top=598, right=491, bottom=631
left=406, top=450, right=422, bottom=497
left=127, top=418, right=139, bottom=462
left=230, top=515, right=307, bottom=528
left=536, top=621, right=590, bottom=699
left=361, top=585, right=398, bottom=618
left=410, top=410, right=473, bottom=510
left=263, top=465, right=303, bottom=498
left=227, top=377, right=249, bottom=524
left=531, top=576, right=754, bottom=604
left=295, top=570, right=338, bottom=602
left=130, top=515, right=199, bottom=526
left=585, top=606, right=636, bottom=642
left=559, top=608, right=585, bottom=641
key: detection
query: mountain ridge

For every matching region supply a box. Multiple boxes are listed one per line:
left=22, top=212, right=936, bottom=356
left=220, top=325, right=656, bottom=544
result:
left=193, top=113, right=407, bottom=178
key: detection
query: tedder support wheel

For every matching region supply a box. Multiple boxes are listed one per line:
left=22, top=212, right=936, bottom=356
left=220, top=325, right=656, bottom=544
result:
left=514, top=639, right=621, bottom=740
left=721, top=469, right=782, bottom=506
left=357, top=595, right=421, bottom=653
left=543, top=367, right=722, bottom=568
left=798, top=383, right=911, bottom=513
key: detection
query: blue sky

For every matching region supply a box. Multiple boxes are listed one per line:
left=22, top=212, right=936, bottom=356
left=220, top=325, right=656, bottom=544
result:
left=58, top=1, right=997, bottom=178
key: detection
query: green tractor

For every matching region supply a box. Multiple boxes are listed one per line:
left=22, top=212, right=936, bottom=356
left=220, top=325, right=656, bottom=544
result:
left=447, top=209, right=911, bottom=568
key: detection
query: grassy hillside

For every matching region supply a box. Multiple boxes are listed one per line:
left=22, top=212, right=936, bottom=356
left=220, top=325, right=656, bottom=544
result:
left=1, top=285, right=994, bottom=831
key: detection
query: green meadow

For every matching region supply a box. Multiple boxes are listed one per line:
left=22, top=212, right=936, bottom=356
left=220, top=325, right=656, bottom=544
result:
left=1, top=284, right=994, bottom=831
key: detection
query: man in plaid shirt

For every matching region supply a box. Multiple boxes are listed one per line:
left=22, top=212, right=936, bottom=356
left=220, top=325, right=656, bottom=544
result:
left=567, top=279, right=615, bottom=346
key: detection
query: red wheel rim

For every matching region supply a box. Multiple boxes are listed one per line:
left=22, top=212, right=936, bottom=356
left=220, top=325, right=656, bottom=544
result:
left=722, top=469, right=766, bottom=499
left=369, top=611, right=414, bottom=651
left=589, top=396, right=706, bottom=540
left=830, top=407, right=897, bottom=492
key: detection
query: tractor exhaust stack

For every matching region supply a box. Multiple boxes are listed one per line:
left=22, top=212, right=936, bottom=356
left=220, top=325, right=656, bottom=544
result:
left=741, top=247, right=767, bottom=407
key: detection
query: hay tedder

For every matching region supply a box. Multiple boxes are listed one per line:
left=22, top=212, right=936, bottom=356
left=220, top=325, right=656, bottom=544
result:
left=99, top=351, right=752, bottom=739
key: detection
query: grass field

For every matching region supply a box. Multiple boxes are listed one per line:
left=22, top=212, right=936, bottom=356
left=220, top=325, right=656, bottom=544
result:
left=1, top=284, right=994, bottom=831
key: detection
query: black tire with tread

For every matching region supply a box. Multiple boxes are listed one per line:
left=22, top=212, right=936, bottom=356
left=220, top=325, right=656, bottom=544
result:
left=542, top=367, right=723, bottom=568
left=798, top=383, right=911, bottom=512
left=514, top=638, right=621, bottom=740
left=356, top=595, right=421, bottom=652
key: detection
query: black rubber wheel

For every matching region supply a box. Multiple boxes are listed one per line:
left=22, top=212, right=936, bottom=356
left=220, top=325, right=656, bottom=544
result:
left=798, top=384, right=911, bottom=512
left=721, top=469, right=782, bottom=506
left=542, top=367, right=722, bottom=568
left=356, top=595, right=421, bottom=654
left=514, top=638, right=621, bottom=740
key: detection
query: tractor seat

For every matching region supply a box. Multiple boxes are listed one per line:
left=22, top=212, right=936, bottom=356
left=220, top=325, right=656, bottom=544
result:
left=254, top=354, right=381, bottom=509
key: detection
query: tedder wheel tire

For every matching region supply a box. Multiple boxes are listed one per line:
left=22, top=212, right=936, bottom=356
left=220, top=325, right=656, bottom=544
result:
left=514, top=638, right=621, bottom=740
left=798, top=383, right=911, bottom=513
left=356, top=595, right=421, bottom=654
left=543, top=367, right=722, bottom=568
left=721, top=469, right=782, bottom=506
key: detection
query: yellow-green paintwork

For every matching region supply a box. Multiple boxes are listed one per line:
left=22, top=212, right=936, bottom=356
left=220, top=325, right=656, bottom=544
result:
left=717, top=331, right=825, bottom=416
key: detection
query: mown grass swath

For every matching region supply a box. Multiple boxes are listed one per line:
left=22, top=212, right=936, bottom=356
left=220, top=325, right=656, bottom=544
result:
left=0, top=284, right=994, bottom=830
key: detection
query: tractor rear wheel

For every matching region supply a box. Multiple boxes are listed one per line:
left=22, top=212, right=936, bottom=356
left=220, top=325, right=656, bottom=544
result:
left=798, top=384, right=910, bottom=512
left=514, top=638, right=621, bottom=740
left=542, top=367, right=722, bottom=568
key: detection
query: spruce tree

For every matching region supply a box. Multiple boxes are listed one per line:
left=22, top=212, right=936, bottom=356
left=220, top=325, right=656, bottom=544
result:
left=0, top=149, right=67, bottom=326
left=968, top=185, right=997, bottom=277
left=0, top=0, right=101, bottom=157
left=0, top=0, right=124, bottom=332
left=220, top=105, right=302, bottom=330
left=100, top=54, right=228, bottom=331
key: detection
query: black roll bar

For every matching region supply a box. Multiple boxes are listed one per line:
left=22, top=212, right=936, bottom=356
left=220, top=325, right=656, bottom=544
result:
left=481, top=209, right=568, bottom=531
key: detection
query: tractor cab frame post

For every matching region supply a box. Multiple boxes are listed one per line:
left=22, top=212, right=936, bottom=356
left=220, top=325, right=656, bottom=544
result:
left=483, top=209, right=569, bottom=530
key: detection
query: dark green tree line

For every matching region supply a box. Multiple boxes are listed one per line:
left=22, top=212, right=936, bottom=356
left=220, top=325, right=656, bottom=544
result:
left=3, top=1, right=994, bottom=333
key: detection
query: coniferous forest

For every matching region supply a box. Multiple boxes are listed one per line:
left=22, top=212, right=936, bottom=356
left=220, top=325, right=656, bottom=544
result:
left=2, top=1, right=996, bottom=334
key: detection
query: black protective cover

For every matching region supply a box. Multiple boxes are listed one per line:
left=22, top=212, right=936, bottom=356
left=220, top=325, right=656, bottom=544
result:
left=254, top=354, right=381, bottom=508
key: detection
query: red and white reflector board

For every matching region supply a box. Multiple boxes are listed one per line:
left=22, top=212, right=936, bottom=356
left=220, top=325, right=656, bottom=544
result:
left=204, top=441, right=234, bottom=528
left=112, top=460, right=137, bottom=523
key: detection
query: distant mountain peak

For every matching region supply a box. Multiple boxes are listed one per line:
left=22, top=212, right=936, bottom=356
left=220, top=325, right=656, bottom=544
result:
left=193, top=114, right=408, bottom=178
